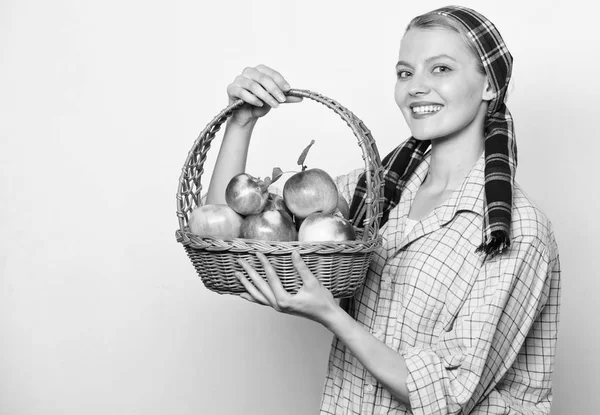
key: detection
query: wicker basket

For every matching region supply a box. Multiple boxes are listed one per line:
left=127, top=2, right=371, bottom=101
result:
left=175, top=89, right=383, bottom=298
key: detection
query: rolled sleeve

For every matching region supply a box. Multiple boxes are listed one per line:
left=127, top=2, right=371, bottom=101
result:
left=402, top=347, right=450, bottom=414
left=399, top=236, right=556, bottom=414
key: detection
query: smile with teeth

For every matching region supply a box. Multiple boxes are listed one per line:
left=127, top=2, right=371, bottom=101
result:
left=412, top=105, right=443, bottom=114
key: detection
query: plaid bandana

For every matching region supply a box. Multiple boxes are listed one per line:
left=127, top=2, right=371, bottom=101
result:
left=349, top=6, right=516, bottom=258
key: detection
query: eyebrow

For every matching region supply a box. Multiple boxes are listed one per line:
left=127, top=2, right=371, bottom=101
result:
left=396, top=54, right=457, bottom=68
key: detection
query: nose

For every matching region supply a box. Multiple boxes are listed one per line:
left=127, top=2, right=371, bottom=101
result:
left=407, top=73, right=431, bottom=96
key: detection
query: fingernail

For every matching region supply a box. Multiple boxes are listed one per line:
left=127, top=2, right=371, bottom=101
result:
left=276, top=91, right=286, bottom=102
left=283, top=82, right=291, bottom=90
left=270, top=100, right=279, bottom=108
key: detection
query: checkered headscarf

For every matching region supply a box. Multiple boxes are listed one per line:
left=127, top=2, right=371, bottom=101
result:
left=349, top=6, right=516, bottom=257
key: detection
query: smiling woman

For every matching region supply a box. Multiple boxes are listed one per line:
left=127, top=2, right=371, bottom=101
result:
left=203, top=5, right=561, bottom=415
left=394, top=29, right=493, bottom=150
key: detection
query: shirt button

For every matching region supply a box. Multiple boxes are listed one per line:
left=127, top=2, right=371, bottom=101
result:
left=366, top=384, right=374, bottom=393
left=374, top=328, right=384, bottom=340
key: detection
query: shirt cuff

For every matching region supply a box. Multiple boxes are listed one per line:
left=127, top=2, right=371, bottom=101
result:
left=401, top=346, right=448, bottom=415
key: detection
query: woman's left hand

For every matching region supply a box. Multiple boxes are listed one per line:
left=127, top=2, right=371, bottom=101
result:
left=236, top=251, right=341, bottom=327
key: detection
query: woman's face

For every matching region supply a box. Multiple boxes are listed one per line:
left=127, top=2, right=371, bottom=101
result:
left=395, top=28, right=492, bottom=141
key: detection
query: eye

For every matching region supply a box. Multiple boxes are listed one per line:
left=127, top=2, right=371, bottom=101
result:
left=432, top=65, right=452, bottom=74
left=396, top=70, right=411, bottom=79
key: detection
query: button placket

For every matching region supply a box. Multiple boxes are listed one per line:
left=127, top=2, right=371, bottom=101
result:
left=382, top=275, right=393, bottom=288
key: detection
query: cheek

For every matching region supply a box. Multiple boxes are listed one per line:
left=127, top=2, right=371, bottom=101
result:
left=466, top=84, right=482, bottom=101
left=460, top=76, right=486, bottom=103
left=394, top=83, right=411, bottom=119
left=394, top=82, right=404, bottom=106
left=442, top=81, right=482, bottom=111
left=464, top=87, right=485, bottom=113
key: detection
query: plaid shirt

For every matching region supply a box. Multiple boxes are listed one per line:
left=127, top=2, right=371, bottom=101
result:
left=320, top=153, right=561, bottom=414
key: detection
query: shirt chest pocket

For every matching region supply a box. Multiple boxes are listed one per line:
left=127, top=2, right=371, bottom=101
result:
left=396, top=243, right=482, bottom=333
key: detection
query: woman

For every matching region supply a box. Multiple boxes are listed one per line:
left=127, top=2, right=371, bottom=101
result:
left=205, top=6, right=561, bottom=414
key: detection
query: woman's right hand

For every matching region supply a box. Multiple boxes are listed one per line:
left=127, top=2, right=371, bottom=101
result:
left=226, top=64, right=303, bottom=126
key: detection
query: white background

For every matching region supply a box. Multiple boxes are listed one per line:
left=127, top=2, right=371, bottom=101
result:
left=1, top=0, right=597, bottom=414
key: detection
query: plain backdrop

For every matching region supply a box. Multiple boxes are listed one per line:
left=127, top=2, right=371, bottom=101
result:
left=1, top=0, right=597, bottom=414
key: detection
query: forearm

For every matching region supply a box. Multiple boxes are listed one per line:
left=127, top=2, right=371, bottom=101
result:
left=324, top=306, right=411, bottom=409
left=205, top=119, right=256, bottom=204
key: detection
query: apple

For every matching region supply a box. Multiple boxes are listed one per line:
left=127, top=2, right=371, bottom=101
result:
left=283, top=168, right=339, bottom=219
left=225, top=173, right=269, bottom=215
left=336, top=192, right=350, bottom=219
left=298, top=212, right=356, bottom=242
left=240, top=209, right=298, bottom=241
left=188, top=204, right=243, bottom=239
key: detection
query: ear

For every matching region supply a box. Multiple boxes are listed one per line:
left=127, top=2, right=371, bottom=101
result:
left=482, top=79, right=495, bottom=101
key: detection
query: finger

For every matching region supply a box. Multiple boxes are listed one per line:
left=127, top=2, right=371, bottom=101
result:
left=240, top=293, right=263, bottom=304
left=235, top=271, right=270, bottom=305
left=230, top=81, right=301, bottom=106
left=231, top=77, right=278, bottom=108
left=255, top=64, right=293, bottom=94
left=254, top=66, right=303, bottom=104
left=255, top=252, right=290, bottom=300
left=238, top=77, right=283, bottom=108
left=237, top=258, right=278, bottom=306
left=291, top=251, right=318, bottom=287
left=240, top=68, right=285, bottom=105
left=227, top=83, right=264, bottom=107
left=285, top=96, right=303, bottom=104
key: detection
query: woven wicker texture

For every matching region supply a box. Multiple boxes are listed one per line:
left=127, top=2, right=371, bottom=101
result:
left=175, top=89, right=384, bottom=297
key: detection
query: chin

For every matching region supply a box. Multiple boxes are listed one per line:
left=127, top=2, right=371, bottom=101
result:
left=410, top=123, right=454, bottom=142
left=410, top=129, right=441, bottom=141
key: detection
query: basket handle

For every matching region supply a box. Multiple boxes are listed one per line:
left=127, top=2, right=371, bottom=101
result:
left=176, top=88, right=383, bottom=243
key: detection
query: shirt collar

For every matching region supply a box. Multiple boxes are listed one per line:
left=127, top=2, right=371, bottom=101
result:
left=406, top=151, right=485, bottom=226
left=434, top=152, right=485, bottom=225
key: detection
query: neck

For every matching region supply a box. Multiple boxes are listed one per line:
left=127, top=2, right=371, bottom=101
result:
left=424, top=108, right=486, bottom=192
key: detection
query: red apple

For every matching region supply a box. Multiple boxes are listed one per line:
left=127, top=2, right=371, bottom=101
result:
left=282, top=168, right=339, bottom=219
left=188, top=204, right=243, bottom=239
left=225, top=173, right=269, bottom=215
left=298, top=212, right=356, bottom=242
left=240, top=210, right=298, bottom=241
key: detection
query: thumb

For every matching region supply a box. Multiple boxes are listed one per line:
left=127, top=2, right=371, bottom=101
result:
left=285, top=96, right=303, bottom=103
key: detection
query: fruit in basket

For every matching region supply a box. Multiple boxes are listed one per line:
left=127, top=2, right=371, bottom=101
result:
left=280, top=140, right=340, bottom=220
left=225, top=173, right=270, bottom=215
left=240, top=209, right=298, bottom=241
left=298, top=212, right=356, bottom=242
left=283, top=168, right=339, bottom=219
left=188, top=204, right=243, bottom=239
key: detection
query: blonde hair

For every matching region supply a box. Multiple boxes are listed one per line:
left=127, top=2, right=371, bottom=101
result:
left=406, top=13, right=486, bottom=75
